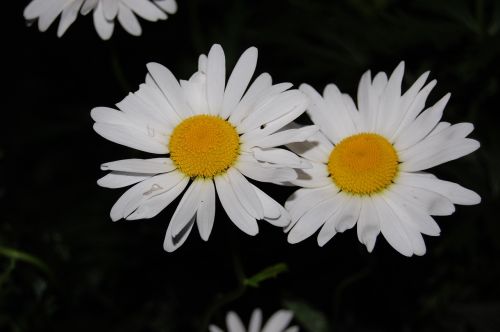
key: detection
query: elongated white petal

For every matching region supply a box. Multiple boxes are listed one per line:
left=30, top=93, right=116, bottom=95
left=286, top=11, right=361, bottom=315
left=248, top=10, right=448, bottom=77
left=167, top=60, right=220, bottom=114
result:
left=235, top=160, right=297, bottom=184
left=262, top=310, right=294, bottom=332
left=110, top=171, right=185, bottom=221
left=101, top=158, right=174, bottom=173
left=252, top=185, right=290, bottom=226
left=376, top=61, right=404, bottom=137
left=395, top=93, right=450, bottom=150
left=208, top=326, right=224, bottom=332
left=163, top=215, right=195, bottom=252
left=122, top=0, right=166, bottom=21
left=289, top=161, right=331, bottom=188
left=171, top=180, right=204, bottom=237
left=230, top=73, right=273, bottom=125
left=288, top=194, right=341, bottom=244
left=214, top=175, right=258, bottom=236
left=98, top=172, right=150, bottom=189
left=390, top=183, right=455, bottom=216
left=154, top=0, right=177, bottom=13
left=286, top=130, right=333, bottom=164
left=285, top=186, right=336, bottom=224
left=249, top=309, right=263, bottom=332
left=357, top=199, right=380, bottom=252
left=384, top=189, right=440, bottom=236
left=397, top=172, right=480, bottom=205
left=227, top=168, right=264, bottom=220
left=221, top=47, right=258, bottom=119
left=317, top=194, right=361, bottom=246
left=252, top=147, right=309, bottom=169
left=146, top=62, right=193, bottom=118
left=227, top=312, right=246, bottom=332
left=93, top=1, right=114, bottom=40
left=57, top=0, right=84, bottom=36
left=245, top=125, right=319, bottom=149
left=117, top=3, right=141, bottom=36
left=206, top=44, right=226, bottom=115
left=102, top=0, right=119, bottom=20
left=323, top=83, right=357, bottom=138
left=196, top=180, right=216, bottom=241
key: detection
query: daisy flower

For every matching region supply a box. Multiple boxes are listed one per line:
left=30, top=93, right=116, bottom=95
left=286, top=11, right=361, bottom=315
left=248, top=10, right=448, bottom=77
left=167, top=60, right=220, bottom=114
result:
left=91, top=44, right=315, bottom=252
left=285, top=62, right=481, bottom=256
left=23, top=0, right=177, bottom=39
left=209, top=308, right=299, bottom=332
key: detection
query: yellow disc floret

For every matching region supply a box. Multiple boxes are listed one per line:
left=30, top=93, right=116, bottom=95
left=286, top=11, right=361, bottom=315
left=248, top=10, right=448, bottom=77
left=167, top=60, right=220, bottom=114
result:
left=169, top=115, right=240, bottom=178
left=327, top=133, right=398, bottom=195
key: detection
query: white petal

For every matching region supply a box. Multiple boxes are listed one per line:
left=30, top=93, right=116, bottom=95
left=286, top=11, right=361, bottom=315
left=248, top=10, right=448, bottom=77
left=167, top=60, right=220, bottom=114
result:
left=300, top=83, right=341, bottom=143
left=323, top=83, right=357, bottom=138
left=117, top=3, right=142, bottom=36
left=102, top=0, right=118, bottom=19
left=122, top=0, right=166, bottom=21
left=181, top=73, right=208, bottom=114
left=208, top=325, right=224, bottom=332
left=206, top=44, right=226, bottom=115
left=285, top=186, right=336, bottom=227
left=24, top=0, right=58, bottom=19
left=288, top=161, right=331, bottom=188
left=392, top=79, right=437, bottom=140
left=394, top=93, right=450, bottom=150
left=214, top=175, right=258, bottom=236
left=356, top=70, right=372, bottom=129
left=252, top=147, right=309, bottom=169
left=401, top=138, right=480, bottom=172
left=249, top=309, right=263, bottom=332
left=98, top=172, right=150, bottom=189
left=36, top=0, right=71, bottom=32
left=235, top=159, right=297, bottom=184
left=226, top=312, right=245, bottom=332
left=136, top=82, right=181, bottom=126
left=384, top=189, right=441, bottom=236
left=93, top=123, right=167, bottom=154
left=372, top=195, right=413, bottom=256
left=376, top=61, right=404, bottom=137
left=262, top=310, right=294, bottom=332
left=356, top=199, right=380, bottom=252
left=170, top=180, right=204, bottom=237
left=221, top=47, right=258, bottom=119
left=397, top=172, right=480, bottom=205
left=110, top=171, right=185, bottom=221
left=229, top=73, right=273, bottom=125
left=286, top=129, right=333, bottom=164
left=317, top=194, right=361, bottom=246
left=391, top=183, right=455, bottom=216
left=57, top=0, right=84, bottom=37
left=80, top=0, right=98, bottom=14
left=163, top=215, right=195, bottom=252
left=154, top=0, right=177, bottom=13
left=101, top=158, right=174, bottom=173
left=245, top=125, right=319, bottom=149
left=288, top=194, right=341, bottom=244
left=93, top=1, right=114, bottom=40
left=252, top=185, right=290, bottom=227
left=238, top=90, right=308, bottom=134
left=146, top=62, right=193, bottom=118
left=127, top=177, right=189, bottom=220
left=227, top=168, right=264, bottom=220
left=196, top=180, right=216, bottom=241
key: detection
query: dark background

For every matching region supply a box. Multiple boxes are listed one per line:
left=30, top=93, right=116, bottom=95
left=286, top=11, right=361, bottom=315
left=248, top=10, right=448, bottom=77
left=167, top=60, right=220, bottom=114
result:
left=4, top=0, right=500, bottom=331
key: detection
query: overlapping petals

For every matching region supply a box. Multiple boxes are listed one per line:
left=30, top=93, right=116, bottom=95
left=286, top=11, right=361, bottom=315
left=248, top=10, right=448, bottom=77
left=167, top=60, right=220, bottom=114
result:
left=285, top=62, right=480, bottom=256
left=209, top=308, right=299, bottom=332
left=24, top=0, right=177, bottom=39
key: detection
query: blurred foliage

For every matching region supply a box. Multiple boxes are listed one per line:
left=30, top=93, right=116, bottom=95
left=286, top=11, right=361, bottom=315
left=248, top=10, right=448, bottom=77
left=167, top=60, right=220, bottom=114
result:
left=5, top=0, right=500, bottom=331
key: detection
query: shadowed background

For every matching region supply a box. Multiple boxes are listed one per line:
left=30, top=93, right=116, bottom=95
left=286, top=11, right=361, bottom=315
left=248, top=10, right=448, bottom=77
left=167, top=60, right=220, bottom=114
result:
left=4, top=0, right=500, bottom=331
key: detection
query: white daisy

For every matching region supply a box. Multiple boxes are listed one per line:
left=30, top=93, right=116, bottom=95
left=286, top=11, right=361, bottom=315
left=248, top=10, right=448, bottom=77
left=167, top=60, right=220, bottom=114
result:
left=91, top=44, right=315, bottom=252
left=23, top=0, right=177, bottom=39
left=285, top=62, right=481, bottom=256
left=209, top=308, right=299, bottom=332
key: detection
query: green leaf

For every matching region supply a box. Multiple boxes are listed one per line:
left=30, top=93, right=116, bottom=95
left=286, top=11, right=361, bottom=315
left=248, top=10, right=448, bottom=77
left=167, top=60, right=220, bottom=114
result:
left=243, top=263, right=288, bottom=288
left=0, top=246, right=51, bottom=276
left=284, top=300, right=331, bottom=332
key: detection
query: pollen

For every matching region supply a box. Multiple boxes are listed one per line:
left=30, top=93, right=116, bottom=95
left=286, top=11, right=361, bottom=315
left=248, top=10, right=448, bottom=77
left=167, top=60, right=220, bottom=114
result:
left=169, top=115, right=240, bottom=178
left=327, top=133, right=398, bottom=195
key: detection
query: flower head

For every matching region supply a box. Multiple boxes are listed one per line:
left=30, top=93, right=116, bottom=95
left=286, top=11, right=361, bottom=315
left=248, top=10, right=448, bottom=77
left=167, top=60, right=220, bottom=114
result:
left=209, top=308, right=299, bottom=332
left=285, top=62, right=481, bottom=256
left=92, top=44, right=314, bottom=251
left=24, top=0, right=177, bottom=39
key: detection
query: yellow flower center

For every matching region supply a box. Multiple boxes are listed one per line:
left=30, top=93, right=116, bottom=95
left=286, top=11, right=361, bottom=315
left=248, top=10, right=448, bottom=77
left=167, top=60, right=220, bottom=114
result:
left=169, top=115, right=240, bottom=178
left=327, top=133, right=398, bottom=195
